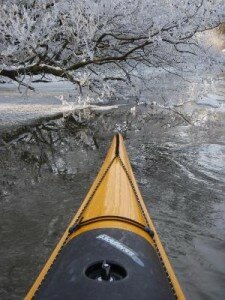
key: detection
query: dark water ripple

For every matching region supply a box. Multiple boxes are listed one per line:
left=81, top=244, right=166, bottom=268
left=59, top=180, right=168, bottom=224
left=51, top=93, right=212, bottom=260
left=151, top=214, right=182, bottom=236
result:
left=0, top=105, right=225, bottom=300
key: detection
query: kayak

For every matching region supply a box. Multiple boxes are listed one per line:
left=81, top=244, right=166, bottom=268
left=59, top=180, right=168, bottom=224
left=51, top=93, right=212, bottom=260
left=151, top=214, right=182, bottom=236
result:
left=26, top=134, right=185, bottom=300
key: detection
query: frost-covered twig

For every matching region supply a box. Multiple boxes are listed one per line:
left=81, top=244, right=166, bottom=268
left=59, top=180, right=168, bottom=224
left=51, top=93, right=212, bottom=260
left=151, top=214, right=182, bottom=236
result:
left=0, top=0, right=224, bottom=94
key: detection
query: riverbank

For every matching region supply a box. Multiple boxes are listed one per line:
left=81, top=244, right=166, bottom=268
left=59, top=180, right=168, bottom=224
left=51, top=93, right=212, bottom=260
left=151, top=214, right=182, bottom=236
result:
left=1, top=71, right=225, bottom=128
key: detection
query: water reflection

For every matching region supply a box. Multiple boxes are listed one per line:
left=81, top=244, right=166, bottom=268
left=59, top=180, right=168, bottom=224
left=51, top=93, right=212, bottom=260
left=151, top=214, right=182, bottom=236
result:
left=0, top=97, right=225, bottom=299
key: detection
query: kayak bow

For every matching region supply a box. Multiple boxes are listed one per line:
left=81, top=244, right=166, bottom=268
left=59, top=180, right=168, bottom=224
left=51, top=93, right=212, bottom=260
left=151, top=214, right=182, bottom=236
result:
left=26, top=134, right=185, bottom=300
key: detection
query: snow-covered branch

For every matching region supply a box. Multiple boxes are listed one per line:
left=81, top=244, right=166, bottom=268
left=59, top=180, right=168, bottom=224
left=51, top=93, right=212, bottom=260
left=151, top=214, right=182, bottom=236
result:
left=0, top=0, right=224, bottom=93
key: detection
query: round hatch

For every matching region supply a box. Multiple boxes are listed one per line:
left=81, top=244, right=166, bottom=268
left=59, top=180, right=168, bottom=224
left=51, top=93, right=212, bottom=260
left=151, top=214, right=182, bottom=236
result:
left=85, top=260, right=127, bottom=282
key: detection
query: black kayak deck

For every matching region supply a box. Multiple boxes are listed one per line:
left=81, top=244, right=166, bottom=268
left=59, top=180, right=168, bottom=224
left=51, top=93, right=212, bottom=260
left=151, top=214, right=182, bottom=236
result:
left=34, top=228, right=175, bottom=300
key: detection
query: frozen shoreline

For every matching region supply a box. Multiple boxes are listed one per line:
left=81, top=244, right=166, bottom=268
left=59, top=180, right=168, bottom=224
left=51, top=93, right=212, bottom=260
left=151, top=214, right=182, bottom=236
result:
left=0, top=73, right=225, bottom=138
left=0, top=81, right=121, bottom=137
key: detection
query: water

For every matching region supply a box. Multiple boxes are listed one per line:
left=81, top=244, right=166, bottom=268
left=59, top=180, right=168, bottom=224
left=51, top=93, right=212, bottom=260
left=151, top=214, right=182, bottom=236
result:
left=0, top=75, right=225, bottom=299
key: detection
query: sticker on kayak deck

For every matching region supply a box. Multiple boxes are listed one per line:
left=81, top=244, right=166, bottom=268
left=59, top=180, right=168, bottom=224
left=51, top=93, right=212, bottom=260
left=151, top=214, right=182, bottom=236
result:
left=96, top=234, right=144, bottom=267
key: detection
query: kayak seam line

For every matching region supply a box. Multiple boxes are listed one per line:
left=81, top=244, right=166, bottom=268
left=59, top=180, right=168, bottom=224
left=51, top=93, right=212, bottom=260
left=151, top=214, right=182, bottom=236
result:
left=32, top=234, right=69, bottom=299
left=118, top=156, right=149, bottom=227
left=74, top=215, right=148, bottom=231
left=118, top=156, right=178, bottom=299
left=115, top=133, right=120, bottom=156
left=70, top=156, right=117, bottom=229
left=32, top=157, right=116, bottom=299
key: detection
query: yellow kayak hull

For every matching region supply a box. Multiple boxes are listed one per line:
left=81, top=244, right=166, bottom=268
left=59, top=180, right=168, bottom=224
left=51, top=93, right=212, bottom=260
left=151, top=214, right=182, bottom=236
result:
left=26, top=134, right=185, bottom=300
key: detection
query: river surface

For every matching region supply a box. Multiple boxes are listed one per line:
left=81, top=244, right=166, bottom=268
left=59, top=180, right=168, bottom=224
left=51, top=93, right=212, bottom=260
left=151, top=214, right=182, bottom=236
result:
left=0, top=73, right=225, bottom=300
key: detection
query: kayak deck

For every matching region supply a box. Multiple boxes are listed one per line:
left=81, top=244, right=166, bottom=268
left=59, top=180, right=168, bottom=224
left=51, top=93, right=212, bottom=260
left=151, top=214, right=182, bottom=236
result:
left=26, top=134, right=185, bottom=300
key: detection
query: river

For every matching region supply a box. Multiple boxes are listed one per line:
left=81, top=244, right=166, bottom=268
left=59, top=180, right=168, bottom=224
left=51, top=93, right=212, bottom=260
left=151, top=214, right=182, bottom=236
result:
left=0, top=72, right=225, bottom=299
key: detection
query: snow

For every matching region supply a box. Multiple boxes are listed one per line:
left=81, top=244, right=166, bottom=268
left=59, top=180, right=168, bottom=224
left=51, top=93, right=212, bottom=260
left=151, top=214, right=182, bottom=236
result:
left=196, top=94, right=222, bottom=108
left=0, top=81, right=119, bottom=131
